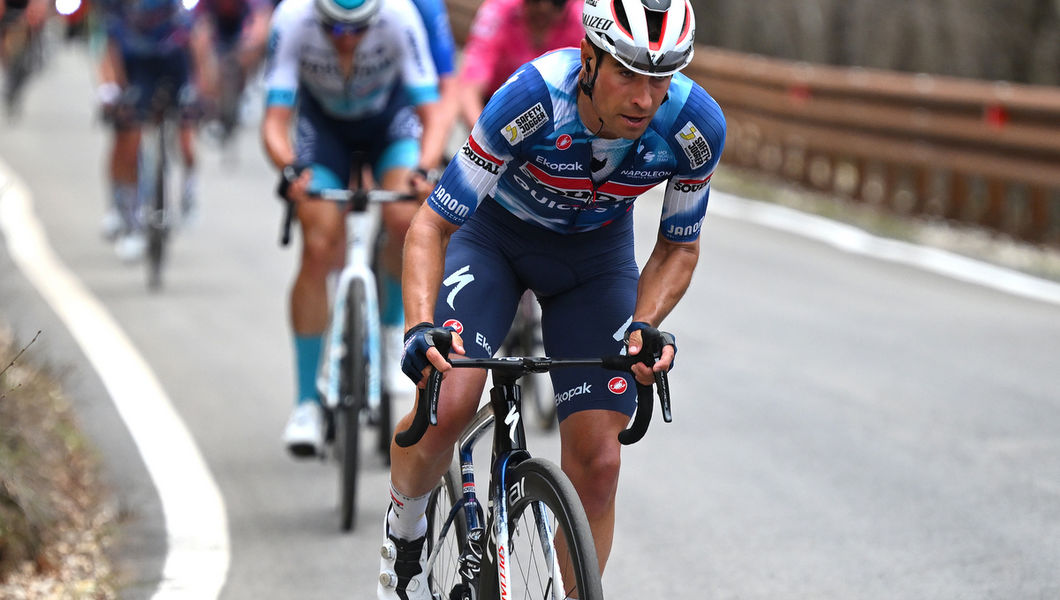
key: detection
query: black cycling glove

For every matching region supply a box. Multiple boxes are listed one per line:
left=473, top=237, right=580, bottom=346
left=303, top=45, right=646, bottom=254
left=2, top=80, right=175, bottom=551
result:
left=276, top=162, right=310, bottom=201
left=400, top=322, right=457, bottom=384
left=624, top=321, right=678, bottom=370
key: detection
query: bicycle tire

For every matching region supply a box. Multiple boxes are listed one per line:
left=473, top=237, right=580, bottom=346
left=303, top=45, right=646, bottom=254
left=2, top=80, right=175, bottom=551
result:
left=337, top=277, right=368, bottom=532
left=425, top=460, right=469, bottom=599
left=376, top=388, right=392, bottom=461
left=145, top=126, right=167, bottom=291
left=480, top=457, right=603, bottom=600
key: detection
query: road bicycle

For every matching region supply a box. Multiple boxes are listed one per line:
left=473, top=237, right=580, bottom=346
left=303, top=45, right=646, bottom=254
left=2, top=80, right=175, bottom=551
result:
left=139, top=83, right=185, bottom=291
left=393, top=327, right=673, bottom=600
left=498, top=291, right=555, bottom=430
left=279, top=169, right=416, bottom=532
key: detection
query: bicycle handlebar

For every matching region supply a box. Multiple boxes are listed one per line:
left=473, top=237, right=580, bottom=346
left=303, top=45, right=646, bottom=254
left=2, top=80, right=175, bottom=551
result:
left=278, top=188, right=418, bottom=247
left=394, top=328, right=674, bottom=448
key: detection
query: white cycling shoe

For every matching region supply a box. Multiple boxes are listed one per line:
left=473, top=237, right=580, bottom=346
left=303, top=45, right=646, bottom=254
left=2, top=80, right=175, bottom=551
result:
left=282, top=402, right=324, bottom=458
left=378, top=509, right=430, bottom=600
left=114, top=232, right=147, bottom=263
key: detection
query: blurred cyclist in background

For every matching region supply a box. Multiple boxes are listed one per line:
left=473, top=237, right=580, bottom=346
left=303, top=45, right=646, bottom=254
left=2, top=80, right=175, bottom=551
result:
left=97, top=0, right=210, bottom=260
left=0, top=0, right=50, bottom=115
left=262, top=0, right=447, bottom=457
left=192, top=0, right=271, bottom=144
left=456, top=0, right=583, bottom=127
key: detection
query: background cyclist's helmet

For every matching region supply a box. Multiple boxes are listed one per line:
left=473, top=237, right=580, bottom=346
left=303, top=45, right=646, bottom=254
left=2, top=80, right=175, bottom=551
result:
left=315, top=0, right=380, bottom=29
left=582, top=0, right=696, bottom=76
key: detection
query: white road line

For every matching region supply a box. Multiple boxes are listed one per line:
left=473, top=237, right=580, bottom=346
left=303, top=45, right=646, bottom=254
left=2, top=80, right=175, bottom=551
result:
left=710, top=191, right=1060, bottom=307
left=0, top=164, right=229, bottom=598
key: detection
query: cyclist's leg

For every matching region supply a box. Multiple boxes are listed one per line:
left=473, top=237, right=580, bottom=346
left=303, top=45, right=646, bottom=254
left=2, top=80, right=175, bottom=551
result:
left=381, top=207, right=523, bottom=599
left=282, top=97, right=350, bottom=455
left=531, top=219, right=639, bottom=574
left=106, top=52, right=153, bottom=256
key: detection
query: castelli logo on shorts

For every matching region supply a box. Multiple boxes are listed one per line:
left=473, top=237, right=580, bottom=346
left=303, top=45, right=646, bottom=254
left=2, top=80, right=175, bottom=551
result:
left=556, top=134, right=572, bottom=150
left=607, top=377, right=627, bottom=394
left=443, top=319, right=463, bottom=334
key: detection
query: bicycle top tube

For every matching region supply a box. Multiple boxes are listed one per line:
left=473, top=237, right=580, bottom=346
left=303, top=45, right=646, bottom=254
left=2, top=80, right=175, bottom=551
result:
left=394, top=328, right=675, bottom=449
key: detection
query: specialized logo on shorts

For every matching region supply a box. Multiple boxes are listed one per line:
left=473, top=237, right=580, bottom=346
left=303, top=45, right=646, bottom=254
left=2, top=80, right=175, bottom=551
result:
left=443, top=319, right=463, bottom=334
left=556, top=134, right=572, bottom=150
left=502, top=102, right=548, bottom=146
left=607, top=377, right=628, bottom=394
left=674, top=121, right=712, bottom=169
left=442, top=265, right=475, bottom=310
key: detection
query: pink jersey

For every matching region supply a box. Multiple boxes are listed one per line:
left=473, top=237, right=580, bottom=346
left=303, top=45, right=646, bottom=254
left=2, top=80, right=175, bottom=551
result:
left=459, top=0, right=583, bottom=99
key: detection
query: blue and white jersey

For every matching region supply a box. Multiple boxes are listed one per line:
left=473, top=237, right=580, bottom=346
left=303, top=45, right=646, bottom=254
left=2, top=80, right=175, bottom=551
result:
left=263, top=0, right=439, bottom=120
left=410, top=0, right=456, bottom=77
left=427, top=48, right=726, bottom=242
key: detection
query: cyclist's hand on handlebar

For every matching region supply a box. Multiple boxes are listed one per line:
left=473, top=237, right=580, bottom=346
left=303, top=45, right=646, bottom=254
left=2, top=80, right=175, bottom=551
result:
left=624, top=321, right=677, bottom=386
left=409, top=166, right=440, bottom=202
left=400, top=322, right=465, bottom=386
left=276, top=162, right=312, bottom=204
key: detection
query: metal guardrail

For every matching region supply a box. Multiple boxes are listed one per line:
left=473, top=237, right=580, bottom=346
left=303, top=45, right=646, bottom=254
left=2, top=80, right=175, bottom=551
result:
left=446, top=0, right=1060, bottom=245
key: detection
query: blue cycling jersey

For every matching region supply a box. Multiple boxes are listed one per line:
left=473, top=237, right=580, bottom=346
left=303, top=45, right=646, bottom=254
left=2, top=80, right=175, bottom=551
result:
left=101, top=0, right=194, bottom=55
left=427, top=48, right=726, bottom=243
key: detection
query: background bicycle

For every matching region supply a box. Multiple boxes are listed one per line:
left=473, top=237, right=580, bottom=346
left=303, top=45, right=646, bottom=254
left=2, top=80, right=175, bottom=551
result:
left=393, top=327, right=674, bottom=600
left=279, top=168, right=416, bottom=532
left=498, top=290, right=555, bottom=430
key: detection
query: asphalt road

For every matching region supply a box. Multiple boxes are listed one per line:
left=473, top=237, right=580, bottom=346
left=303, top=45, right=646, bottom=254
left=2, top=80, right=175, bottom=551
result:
left=2, top=42, right=1059, bottom=600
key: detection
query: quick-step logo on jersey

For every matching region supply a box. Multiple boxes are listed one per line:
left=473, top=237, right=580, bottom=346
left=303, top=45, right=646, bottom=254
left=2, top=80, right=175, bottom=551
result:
left=516, top=162, right=657, bottom=208
left=675, top=121, right=712, bottom=169
left=502, top=102, right=548, bottom=146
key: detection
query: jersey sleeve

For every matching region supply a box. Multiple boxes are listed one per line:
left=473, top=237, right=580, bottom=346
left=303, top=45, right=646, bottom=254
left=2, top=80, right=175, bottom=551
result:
left=659, top=83, right=726, bottom=243
left=262, top=3, right=302, bottom=108
left=426, top=63, right=551, bottom=225
left=397, top=6, right=440, bottom=106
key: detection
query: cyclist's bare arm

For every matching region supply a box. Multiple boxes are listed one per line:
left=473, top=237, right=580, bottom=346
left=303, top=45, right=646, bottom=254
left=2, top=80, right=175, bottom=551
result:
left=627, top=234, right=698, bottom=382
left=262, top=105, right=311, bottom=202
left=402, top=204, right=466, bottom=379
left=415, top=101, right=447, bottom=172
left=262, top=105, right=296, bottom=169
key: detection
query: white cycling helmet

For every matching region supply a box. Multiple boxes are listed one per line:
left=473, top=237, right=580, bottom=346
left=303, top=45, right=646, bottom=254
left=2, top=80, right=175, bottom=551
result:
left=315, top=0, right=380, bottom=27
left=582, top=0, right=696, bottom=76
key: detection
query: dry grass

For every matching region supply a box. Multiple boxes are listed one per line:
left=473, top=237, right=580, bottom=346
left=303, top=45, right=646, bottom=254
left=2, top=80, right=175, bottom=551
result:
left=0, top=327, right=117, bottom=599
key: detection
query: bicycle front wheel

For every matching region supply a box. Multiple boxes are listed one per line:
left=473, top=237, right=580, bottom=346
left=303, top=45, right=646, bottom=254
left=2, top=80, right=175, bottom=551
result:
left=337, top=277, right=367, bottom=532
left=425, top=460, right=468, bottom=599
left=483, top=457, right=603, bottom=600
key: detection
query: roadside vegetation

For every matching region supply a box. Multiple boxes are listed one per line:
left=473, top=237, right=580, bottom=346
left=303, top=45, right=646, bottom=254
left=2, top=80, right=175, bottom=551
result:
left=0, top=328, right=116, bottom=599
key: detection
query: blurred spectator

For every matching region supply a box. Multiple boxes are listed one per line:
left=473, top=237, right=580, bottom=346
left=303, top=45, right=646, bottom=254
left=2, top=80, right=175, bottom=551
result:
left=457, top=0, right=582, bottom=127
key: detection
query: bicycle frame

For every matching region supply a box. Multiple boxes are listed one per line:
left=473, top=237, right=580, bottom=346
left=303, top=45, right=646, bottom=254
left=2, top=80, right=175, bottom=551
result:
left=429, top=372, right=569, bottom=599
left=320, top=207, right=384, bottom=416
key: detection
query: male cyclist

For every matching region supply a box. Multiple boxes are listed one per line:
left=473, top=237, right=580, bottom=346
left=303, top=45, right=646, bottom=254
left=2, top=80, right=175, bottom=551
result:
left=192, top=0, right=271, bottom=142
left=379, top=0, right=725, bottom=597
left=97, top=0, right=209, bottom=260
left=262, top=0, right=447, bottom=457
